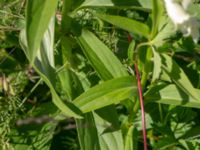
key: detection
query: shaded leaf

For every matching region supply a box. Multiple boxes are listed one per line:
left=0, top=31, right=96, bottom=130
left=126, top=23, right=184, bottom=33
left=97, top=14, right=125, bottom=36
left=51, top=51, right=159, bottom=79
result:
left=154, top=137, right=178, bottom=150
left=76, top=113, right=101, bottom=150
left=96, top=14, right=150, bottom=38
left=161, top=54, right=199, bottom=101
left=93, top=107, right=124, bottom=150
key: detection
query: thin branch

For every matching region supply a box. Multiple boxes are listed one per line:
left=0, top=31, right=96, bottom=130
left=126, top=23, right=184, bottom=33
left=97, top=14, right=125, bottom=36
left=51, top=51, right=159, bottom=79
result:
left=134, top=63, right=148, bottom=150
left=127, top=33, right=148, bottom=150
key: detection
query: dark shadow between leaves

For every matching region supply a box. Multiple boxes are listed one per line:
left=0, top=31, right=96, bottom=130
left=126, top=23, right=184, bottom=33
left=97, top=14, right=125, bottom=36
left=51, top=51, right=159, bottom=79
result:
left=95, top=105, right=121, bottom=134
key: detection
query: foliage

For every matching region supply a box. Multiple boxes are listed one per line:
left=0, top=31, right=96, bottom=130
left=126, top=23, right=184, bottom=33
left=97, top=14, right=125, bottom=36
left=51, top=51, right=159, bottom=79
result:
left=1, top=0, right=200, bottom=149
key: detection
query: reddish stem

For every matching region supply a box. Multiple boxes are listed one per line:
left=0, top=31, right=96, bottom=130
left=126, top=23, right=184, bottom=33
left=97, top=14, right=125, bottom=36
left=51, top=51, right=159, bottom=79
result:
left=127, top=34, right=148, bottom=150
left=134, top=63, right=148, bottom=150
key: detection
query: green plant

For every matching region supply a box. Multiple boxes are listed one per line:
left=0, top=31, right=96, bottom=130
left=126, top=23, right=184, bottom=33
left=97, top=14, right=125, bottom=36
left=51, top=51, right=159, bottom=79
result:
left=1, top=0, right=200, bottom=149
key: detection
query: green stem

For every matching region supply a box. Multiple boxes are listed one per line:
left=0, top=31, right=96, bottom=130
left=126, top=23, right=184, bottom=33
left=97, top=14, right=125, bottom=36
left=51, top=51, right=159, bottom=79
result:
left=19, top=78, right=42, bottom=108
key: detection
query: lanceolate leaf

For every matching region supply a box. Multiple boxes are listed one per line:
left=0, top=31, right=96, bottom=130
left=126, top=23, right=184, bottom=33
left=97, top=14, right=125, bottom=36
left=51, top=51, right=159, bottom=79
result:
left=152, top=47, right=162, bottom=82
left=76, top=113, right=101, bottom=150
left=125, top=126, right=134, bottom=150
left=78, top=29, right=131, bottom=150
left=73, top=76, right=137, bottom=112
left=96, top=14, right=150, bottom=38
left=150, top=16, right=174, bottom=47
left=80, top=0, right=138, bottom=7
left=20, top=18, right=82, bottom=118
left=78, top=29, right=128, bottom=80
left=161, top=54, right=199, bottom=101
left=26, top=0, right=58, bottom=63
left=145, top=84, right=200, bottom=109
left=93, top=108, right=124, bottom=150
left=151, top=0, right=164, bottom=38
left=78, top=0, right=150, bottom=12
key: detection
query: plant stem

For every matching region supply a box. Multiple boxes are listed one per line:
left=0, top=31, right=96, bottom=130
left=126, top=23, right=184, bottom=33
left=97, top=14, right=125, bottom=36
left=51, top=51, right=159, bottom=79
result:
left=19, top=78, right=42, bottom=108
left=134, top=63, right=148, bottom=150
left=128, top=34, right=148, bottom=149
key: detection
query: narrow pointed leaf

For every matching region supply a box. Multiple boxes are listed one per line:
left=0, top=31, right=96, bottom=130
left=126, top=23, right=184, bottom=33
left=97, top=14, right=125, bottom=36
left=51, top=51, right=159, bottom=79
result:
left=76, top=113, right=101, bottom=150
left=26, top=0, right=58, bottom=63
left=145, top=84, right=200, bottom=108
left=150, top=17, right=174, bottom=47
left=73, top=76, right=137, bottom=113
left=96, top=14, right=150, bottom=38
left=77, top=0, right=151, bottom=12
left=152, top=47, right=162, bottom=82
left=151, top=0, right=164, bottom=38
left=161, top=54, right=199, bottom=101
left=93, top=108, right=124, bottom=150
left=78, top=29, right=128, bottom=80
left=80, top=0, right=139, bottom=7
left=125, top=126, right=134, bottom=150
left=20, top=19, right=82, bottom=118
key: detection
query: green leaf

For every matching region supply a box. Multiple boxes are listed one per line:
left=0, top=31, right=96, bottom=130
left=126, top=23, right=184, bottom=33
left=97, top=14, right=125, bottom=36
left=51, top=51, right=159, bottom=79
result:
left=26, top=0, right=58, bottom=63
left=154, top=137, right=178, bottom=150
left=127, top=40, right=136, bottom=64
left=20, top=18, right=82, bottom=118
left=181, top=126, right=200, bottom=140
left=78, top=0, right=150, bottom=12
left=77, top=29, right=128, bottom=150
left=73, top=76, right=137, bottom=113
left=150, top=16, right=174, bottom=47
left=161, top=54, right=199, bottom=101
left=125, top=126, right=135, bottom=150
left=152, top=47, right=162, bottom=82
left=151, top=0, right=164, bottom=38
left=76, top=113, right=101, bottom=150
left=93, top=107, right=125, bottom=150
left=96, top=14, right=150, bottom=38
left=145, top=84, right=200, bottom=109
left=80, top=0, right=138, bottom=7
left=78, top=29, right=128, bottom=80
left=11, top=102, right=59, bottom=150
left=138, top=0, right=152, bottom=9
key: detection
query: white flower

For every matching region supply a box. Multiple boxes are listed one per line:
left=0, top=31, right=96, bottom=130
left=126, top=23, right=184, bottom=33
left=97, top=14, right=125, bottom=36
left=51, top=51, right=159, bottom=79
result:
left=163, top=0, right=200, bottom=43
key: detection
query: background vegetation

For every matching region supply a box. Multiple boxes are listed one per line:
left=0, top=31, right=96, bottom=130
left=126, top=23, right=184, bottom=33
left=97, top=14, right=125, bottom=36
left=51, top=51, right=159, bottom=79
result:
left=1, top=0, right=200, bottom=149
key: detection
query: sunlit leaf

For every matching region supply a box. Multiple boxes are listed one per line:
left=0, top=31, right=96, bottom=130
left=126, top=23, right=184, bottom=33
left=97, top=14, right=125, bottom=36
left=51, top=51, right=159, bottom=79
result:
left=150, top=16, right=174, bottom=47
left=78, top=0, right=150, bottom=12
left=73, top=76, right=137, bottom=113
left=145, top=84, right=200, bottom=108
left=78, top=29, right=128, bottom=80
left=78, top=29, right=130, bottom=150
left=125, top=126, right=134, bottom=150
left=151, top=0, right=164, bottom=38
left=26, top=0, right=58, bottom=63
left=127, top=40, right=136, bottom=64
left=152, top=47, right=162, bottom=82
left=20, top=18, right=82, bottom=118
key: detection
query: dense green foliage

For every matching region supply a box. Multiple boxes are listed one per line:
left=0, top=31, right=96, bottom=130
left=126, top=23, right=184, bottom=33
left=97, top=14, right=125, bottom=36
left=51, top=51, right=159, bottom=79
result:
left=1, top=0, right=200, bottom=149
